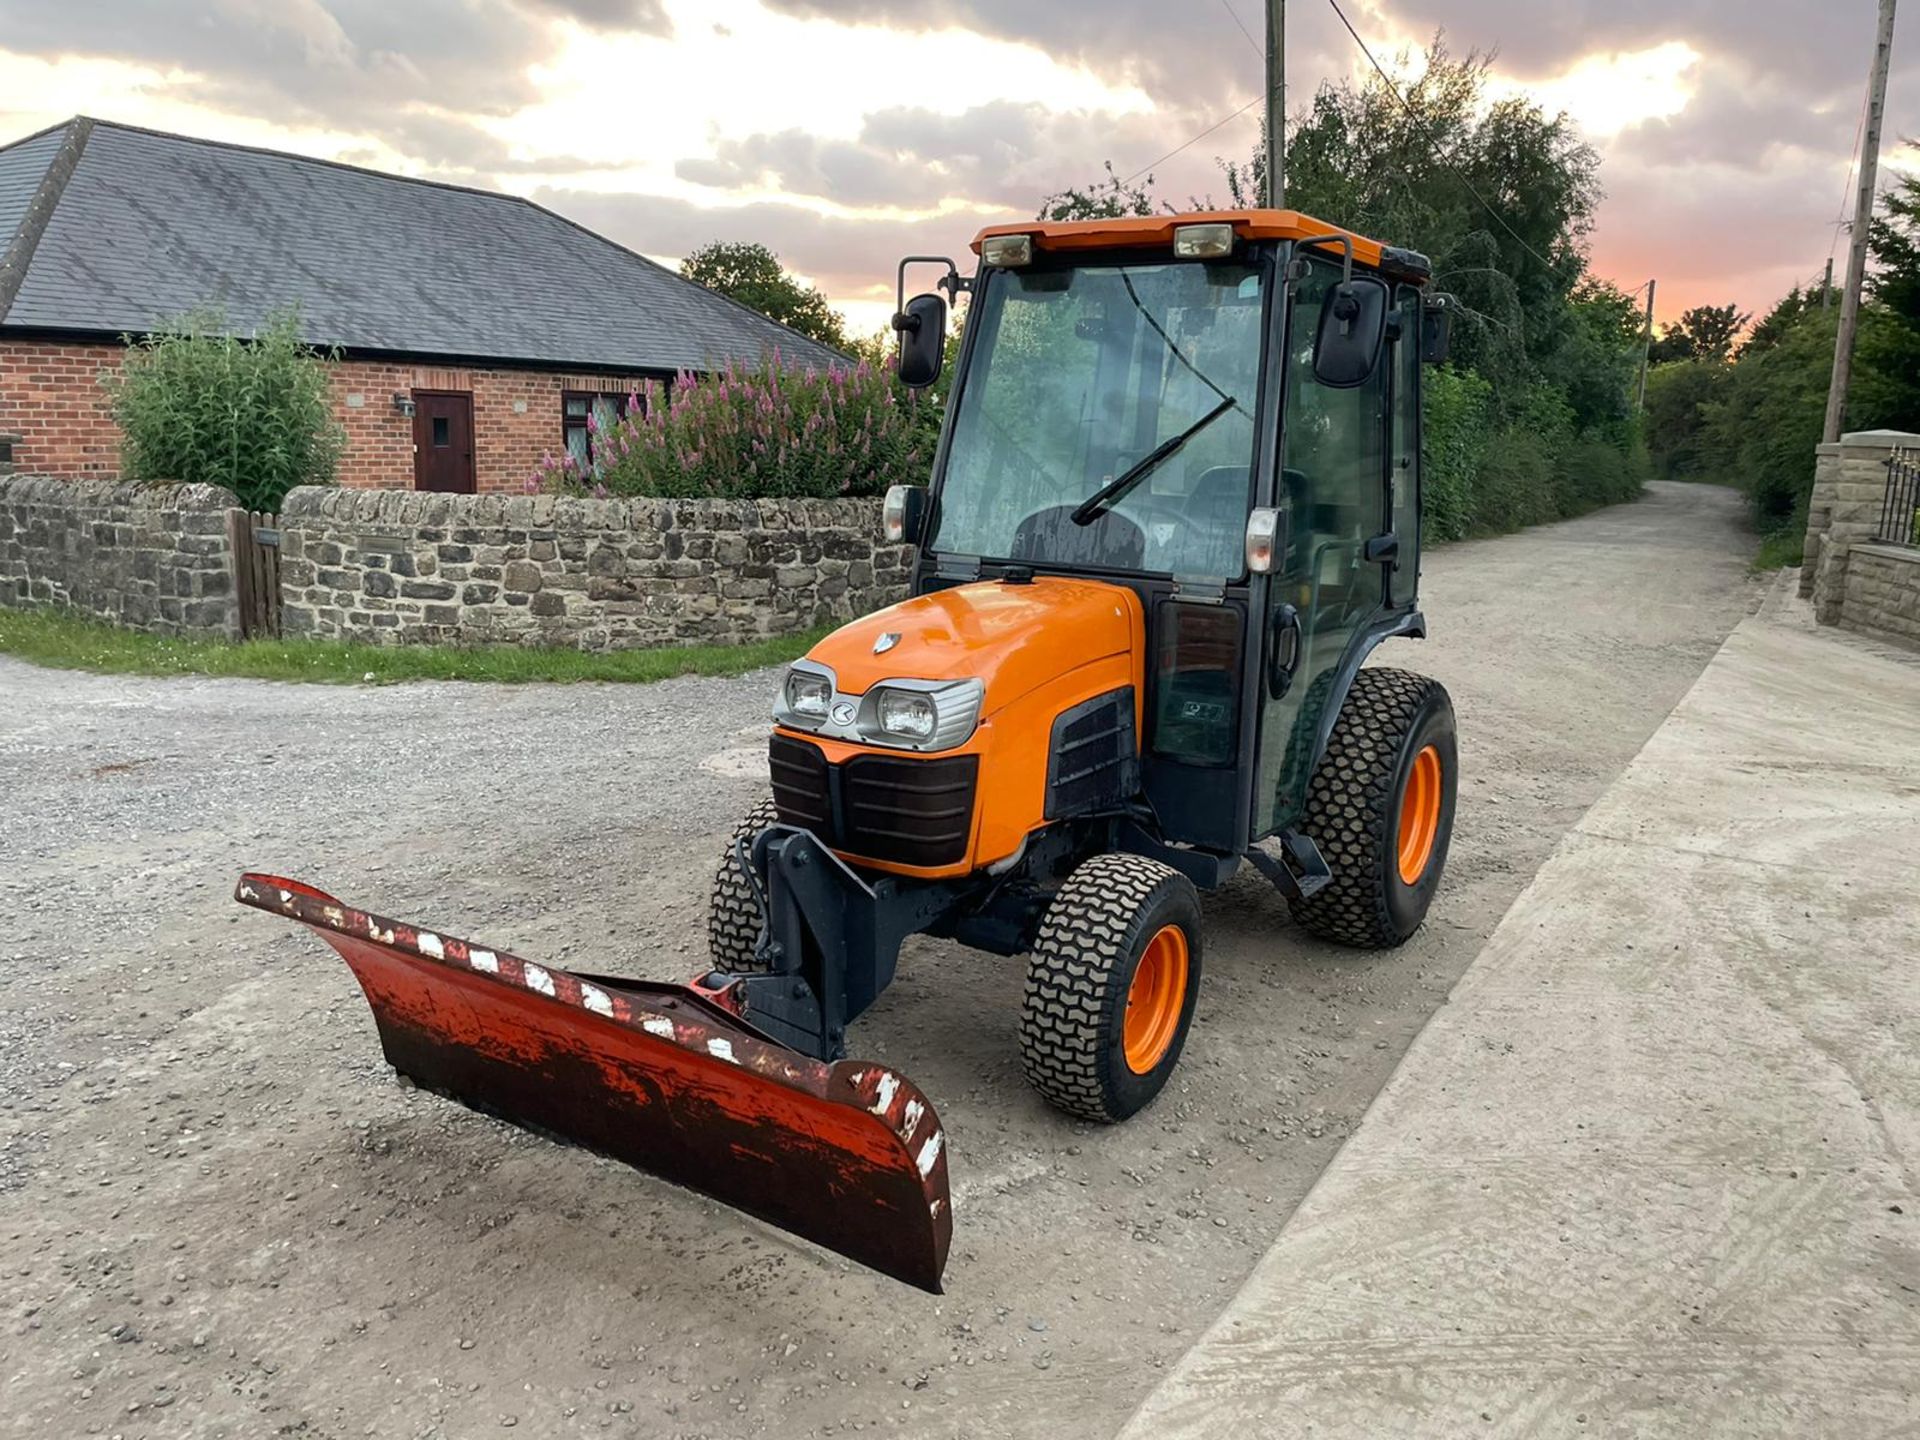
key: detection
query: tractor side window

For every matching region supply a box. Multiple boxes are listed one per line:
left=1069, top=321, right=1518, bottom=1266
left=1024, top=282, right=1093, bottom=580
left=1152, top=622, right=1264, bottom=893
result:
left=1253, top=251, right=1393, bottom=836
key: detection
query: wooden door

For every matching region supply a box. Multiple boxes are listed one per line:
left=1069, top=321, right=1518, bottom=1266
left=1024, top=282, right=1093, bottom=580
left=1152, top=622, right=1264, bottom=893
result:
left=412, top=391, right=475, bottom=493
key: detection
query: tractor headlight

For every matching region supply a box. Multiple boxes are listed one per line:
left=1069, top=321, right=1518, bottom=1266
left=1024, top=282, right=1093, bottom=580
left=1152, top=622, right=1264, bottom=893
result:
left=775, top=662, right=835, bottom=727
left=876, top=689, right=937, bottom=740
left=859, top=679, right=984, bottom=751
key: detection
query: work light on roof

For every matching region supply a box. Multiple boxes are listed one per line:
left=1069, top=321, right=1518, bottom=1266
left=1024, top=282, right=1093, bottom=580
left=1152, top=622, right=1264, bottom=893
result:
left=1173, top=223, right=1236, bottom=259
left=981, top=234, right=1034, bottom=268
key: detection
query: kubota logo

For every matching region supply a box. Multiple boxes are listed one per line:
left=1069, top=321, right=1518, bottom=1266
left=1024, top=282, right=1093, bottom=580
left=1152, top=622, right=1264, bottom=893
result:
left=831, top=702, right=857, bottom=726
left=873, top=632, right=901, bottom=654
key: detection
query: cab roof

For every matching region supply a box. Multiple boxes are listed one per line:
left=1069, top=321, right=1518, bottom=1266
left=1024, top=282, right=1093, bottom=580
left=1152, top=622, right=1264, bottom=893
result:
left=971, top=209, right=1430, bottom=283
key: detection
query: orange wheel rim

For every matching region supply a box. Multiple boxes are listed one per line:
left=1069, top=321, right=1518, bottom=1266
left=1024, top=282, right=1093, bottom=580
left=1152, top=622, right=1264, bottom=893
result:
left=1396, top=745, right=1443, bottom=885
left=1124, top=924, right=1189, bottom=1075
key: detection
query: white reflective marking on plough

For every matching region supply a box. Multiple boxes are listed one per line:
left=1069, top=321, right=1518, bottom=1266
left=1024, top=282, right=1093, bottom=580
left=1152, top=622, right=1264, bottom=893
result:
left=642, top=1016, right=675, bottom=1039
left=416, top=932, right=444, bottom=960
left=278, top=889, right=293, bottom=904
left=869, top=1071, right=900, bottom=1117
left=523, top=964, right=555, bottom=997
left=707, top=1037, right=738, bottom=1064
left=580, top=983, right=613, bottom=1016
left=901, top=1099, right=925, bottom=1138
left=469, top=949, right=499, bottom=974
left=367, top=920, right=395, bottom=944
left=916, top=1130, right=944, bottom=1178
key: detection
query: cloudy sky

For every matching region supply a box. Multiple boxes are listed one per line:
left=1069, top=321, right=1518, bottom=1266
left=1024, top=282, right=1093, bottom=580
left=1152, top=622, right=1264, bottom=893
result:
left=1, top=0, right=1913, bottom=337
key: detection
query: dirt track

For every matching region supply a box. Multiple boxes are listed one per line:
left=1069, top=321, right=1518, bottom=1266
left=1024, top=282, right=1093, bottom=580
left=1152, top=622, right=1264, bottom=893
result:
left=1, top=482, right=1757, bottom=1439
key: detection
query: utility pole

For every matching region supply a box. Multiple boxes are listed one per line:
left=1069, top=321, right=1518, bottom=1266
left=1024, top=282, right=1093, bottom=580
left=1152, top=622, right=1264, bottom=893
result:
left=1821, top=255, right=1835, bottom=312
left=1636, top=278, right=1657, bottom=411
left=1266, top=0, right=1285, bottom=207
left=1824, top=0, right=1898, bottom=442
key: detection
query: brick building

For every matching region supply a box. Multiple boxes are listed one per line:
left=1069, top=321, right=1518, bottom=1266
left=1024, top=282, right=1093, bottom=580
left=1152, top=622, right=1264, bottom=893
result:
left=0, top=117, right=844, bottom=492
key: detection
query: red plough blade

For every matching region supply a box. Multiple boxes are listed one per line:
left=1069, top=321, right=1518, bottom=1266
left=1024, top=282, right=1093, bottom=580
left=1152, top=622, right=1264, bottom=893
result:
left=236, top=873, right=952, bottom=1292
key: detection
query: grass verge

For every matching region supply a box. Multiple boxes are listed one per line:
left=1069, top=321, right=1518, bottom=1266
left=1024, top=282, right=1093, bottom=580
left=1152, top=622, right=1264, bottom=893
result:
left=0, top=606, right=826, bottom=685
left=1752, top=526, right=1806, bottom=573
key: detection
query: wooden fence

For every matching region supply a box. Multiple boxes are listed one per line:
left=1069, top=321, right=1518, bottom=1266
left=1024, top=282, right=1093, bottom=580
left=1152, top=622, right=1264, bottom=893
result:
left=226, top=509, right=282, bottom=639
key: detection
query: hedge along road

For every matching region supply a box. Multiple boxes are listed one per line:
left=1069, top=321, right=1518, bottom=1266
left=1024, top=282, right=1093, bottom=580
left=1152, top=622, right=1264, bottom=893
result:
left=0, top=481, right=1755, bottom=1440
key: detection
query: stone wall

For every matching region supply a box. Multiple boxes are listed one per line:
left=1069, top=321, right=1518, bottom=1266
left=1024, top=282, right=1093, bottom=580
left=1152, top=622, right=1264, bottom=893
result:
left=1838, top=543, right=1920, bottom=649
left=277, top=487, right=911, bottom=649
left=1803, top=429, right=1920, bottom=621
left=0, top=474, right=241, bottom=636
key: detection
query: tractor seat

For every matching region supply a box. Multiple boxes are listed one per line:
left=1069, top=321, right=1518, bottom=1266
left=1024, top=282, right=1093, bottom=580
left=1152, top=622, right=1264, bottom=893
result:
left=1011, top=505, right=1147, bottom=570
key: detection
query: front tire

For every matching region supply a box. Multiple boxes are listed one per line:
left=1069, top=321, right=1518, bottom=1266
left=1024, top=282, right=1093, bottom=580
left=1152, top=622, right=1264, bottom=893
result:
left=1020, top=854, right=1203, bottom=1123
left=707, top=797, right=779, bottom=971
left=1290, top=668, right=1457, bottom=949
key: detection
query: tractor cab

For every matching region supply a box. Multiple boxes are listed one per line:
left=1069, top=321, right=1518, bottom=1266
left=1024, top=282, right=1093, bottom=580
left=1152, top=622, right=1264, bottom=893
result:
left=888, top=211, right=1446, bottom=856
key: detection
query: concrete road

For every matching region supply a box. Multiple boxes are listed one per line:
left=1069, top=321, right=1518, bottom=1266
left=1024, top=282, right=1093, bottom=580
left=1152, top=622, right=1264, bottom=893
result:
left=1121, top=579, right=1920, bottom=1438
left=0, top=483, right=1756, bottom=1439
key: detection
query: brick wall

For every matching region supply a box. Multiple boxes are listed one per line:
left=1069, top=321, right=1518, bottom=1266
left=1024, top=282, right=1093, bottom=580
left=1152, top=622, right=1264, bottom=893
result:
left=0, top=340, right=124, bottom=479
left=278, top=486, right=910, bottom=650
left=0, top=473, right=241, bottom=636
left=325, top=362, right=656, bottom=493
left=0, top=338, right=658, bottom=495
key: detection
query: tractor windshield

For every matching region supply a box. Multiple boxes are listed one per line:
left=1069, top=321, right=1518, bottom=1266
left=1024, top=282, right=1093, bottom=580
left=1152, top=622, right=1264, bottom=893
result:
left=930, top=259, right=1266, bottom=581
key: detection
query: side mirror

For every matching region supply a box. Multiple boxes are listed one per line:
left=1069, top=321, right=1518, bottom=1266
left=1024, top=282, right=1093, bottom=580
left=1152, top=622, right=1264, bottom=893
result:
left=894, top=293, right=947, bottom=390
left=1421, top=296, right=1453, bottom=365
left=883, top=483, right=928, bottom=545
left=1311, top=276, right=1390, bottom=388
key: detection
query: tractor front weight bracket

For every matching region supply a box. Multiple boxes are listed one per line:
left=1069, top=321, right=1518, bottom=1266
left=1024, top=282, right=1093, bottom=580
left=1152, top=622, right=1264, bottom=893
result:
left=704, top=825, right=964, bottom=1062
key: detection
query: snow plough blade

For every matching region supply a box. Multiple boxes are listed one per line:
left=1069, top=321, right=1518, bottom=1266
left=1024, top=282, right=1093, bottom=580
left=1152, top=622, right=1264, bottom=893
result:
left=235, top=873, right=953, bottom=1292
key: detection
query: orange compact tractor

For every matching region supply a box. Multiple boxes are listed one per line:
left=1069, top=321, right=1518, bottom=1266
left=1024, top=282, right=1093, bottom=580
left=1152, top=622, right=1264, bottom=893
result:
left=239, top=209, right=1458, bottom=1293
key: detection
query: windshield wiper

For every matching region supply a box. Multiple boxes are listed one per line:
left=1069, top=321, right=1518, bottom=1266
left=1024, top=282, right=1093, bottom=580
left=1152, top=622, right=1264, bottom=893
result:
left=1070, top=394, right=1238, bottom=527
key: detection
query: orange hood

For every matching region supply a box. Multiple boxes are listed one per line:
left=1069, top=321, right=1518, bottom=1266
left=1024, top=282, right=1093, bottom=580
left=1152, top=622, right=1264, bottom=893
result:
left=810, top=578, right=1143, bottom=709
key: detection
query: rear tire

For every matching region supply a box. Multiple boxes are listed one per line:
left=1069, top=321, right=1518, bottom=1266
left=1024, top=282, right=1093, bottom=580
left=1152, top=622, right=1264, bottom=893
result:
left=1289, top=667, right=1457, bottom=949
left=707, top=797, right=779, bottom=972
left=1020, top=854, right=1203, bottom=1123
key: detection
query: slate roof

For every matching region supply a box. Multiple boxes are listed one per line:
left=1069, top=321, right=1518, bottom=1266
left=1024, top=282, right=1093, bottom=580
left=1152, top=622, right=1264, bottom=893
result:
left=0, top=117, right=847, bottom=373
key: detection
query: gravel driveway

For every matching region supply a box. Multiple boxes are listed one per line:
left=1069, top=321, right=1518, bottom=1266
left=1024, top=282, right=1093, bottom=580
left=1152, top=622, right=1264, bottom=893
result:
left=1, top=481, right=1758, bottom=1440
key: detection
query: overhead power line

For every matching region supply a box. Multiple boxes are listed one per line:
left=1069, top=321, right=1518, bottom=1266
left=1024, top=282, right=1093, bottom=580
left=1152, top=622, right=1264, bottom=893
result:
left=1323, top=0, right=1563, bottom=275
left=1215, top=0, right=1264, bottom=56
left=1119, top=97, right=1263, bottom=188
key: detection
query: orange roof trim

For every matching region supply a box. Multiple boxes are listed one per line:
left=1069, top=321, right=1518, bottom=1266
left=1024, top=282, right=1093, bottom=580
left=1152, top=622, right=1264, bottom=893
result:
left=972, top=209, right=1405, bottom=275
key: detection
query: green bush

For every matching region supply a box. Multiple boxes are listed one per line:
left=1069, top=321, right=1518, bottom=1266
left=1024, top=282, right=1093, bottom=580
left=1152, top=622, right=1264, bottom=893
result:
left=536, top=356, right=937, bottom=499
left=1422, top=365, right=1492, bottom=541
left=1642, top=360, right=1727, bottom=478
left=1473, top=430, right=1559, bottom=533
left=108, top=308, right=343, bottom=512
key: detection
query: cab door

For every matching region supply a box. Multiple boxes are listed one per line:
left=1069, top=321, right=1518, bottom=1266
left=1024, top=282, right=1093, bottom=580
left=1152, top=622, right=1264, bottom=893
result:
left=1252, top=251, right=1394, bottom=837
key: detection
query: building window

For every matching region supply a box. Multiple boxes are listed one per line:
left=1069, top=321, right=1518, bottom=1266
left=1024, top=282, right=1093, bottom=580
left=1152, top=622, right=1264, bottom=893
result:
left=562, top=391, right=628, bottom=473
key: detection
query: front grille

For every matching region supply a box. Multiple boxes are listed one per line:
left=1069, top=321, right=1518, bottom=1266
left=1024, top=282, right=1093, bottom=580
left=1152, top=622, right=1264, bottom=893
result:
left=768, top=733, right=978, bottom=869
left=769, top=732, right=832, bottom=831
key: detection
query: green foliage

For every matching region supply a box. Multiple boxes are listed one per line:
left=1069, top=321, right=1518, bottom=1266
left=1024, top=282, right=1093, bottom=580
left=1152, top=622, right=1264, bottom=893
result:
left=1038, top=159, right=1161, bottom=221
left=1647, top=303, right=1749, bottom=363
left=1420, top=364, right=1491, bottom=540
left=680, top=241, right=849, bottom=350
left=534, top=358, right=937, bottom=500
left=107, top=308, right=343, bottom=512
left=0, top=605, right=828, bottom=684
left=1643, top=360, right=1728, bottom=478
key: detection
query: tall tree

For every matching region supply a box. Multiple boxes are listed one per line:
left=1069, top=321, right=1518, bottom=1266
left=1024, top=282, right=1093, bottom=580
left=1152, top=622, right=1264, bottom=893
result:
left=680, top=241, right=849, bottom=350
left=1648, top=304, right=1749, bottom=363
